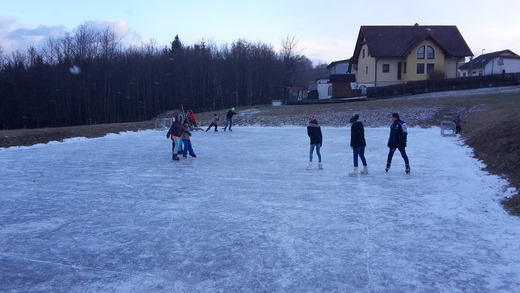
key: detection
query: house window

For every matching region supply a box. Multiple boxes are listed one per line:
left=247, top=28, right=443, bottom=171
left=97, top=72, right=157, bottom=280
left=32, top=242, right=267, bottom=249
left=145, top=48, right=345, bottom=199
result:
left=427, top=46, right=435, bottom=59
left=416, top=63, right=425, bottom=74
left=427, top=63, right=435, bottom=74
left=366, top=66, right=369, bottom=74
left=327, top=85, right=332, bottom=96
left=417, top=63, right=435, bottom=74
left=362, top=49, right=365, bottom=58
left=382, top=64, right=390, bottom=73
left=417, top=45, right=435, bottom=60
left=404, top=62, right=407, bottom=73
left=417, top=46, right=425, bottom=59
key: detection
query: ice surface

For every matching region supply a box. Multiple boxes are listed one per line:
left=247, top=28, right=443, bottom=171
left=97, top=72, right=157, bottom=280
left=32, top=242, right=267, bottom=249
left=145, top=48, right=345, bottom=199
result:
left=1, top=126, right=519, bottom=292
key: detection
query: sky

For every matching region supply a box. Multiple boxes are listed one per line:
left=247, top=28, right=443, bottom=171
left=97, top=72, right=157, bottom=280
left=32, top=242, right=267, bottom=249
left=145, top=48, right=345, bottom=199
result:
left=1, top=125, right=519, bottom=291
left=1, top=0, right=520, bottom=65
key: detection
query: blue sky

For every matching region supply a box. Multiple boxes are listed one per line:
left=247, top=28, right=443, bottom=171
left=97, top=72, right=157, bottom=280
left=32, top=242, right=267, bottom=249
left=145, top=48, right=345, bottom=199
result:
left=1, top=0, right=520, bottom=65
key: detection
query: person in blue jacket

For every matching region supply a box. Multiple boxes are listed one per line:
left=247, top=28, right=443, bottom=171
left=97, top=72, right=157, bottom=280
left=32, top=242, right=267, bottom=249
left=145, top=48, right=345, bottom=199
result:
left=386, top=113, right=410, bottom=173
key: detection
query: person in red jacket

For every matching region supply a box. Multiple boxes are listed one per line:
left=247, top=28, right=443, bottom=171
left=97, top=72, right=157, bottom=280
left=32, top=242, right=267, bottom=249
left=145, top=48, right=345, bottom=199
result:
left=185, top=109, right=198, bottom=127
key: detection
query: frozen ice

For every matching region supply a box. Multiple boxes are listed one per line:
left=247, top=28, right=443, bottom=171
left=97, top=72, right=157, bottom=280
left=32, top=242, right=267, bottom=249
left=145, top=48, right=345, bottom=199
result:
left=1, top=126, right=519, bottom=292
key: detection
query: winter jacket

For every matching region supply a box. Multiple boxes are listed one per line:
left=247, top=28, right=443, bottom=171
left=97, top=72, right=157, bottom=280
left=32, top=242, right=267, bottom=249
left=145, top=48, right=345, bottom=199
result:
left=226, top=110, right=237, bottom=119
left=350, top=121, right=366, bottom=148
left=307, top=120, right=323, bottom=146
left=180, top=125, right=192, bottom=140
left=187, top=111, right=196, bottom=122
left=388, top=119, right=408, bottom=147
left=166, top=114, right=190, bottom=138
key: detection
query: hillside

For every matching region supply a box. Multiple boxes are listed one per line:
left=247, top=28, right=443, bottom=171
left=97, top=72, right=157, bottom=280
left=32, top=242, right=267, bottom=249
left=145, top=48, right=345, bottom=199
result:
left=1, top=86, right=519, bottom=215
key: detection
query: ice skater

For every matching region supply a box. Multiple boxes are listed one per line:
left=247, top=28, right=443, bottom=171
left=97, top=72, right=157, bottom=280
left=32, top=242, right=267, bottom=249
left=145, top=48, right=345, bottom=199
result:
left=206, top=114, right=219, bottom=132
left=223, top=108, right=237, bottom=131
left=166, top=114, right=191, bottom=160
left=306, top=115, right=323, bottom=169
left=186, top=108, right=199, bottom=128
left=385, top=113, right=410, bottom=173
left=181, top=121, right=197, bottom=158
left=349, top=114, right=368, bottom=176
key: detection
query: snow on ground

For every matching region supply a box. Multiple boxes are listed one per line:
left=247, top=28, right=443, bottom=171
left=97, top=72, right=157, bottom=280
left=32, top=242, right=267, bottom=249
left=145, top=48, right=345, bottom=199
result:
left=1, top=126, right=519, bottom=292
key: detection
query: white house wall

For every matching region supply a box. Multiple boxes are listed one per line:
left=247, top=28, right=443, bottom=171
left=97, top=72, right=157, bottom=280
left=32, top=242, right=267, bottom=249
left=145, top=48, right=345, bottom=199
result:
left=330, top=63, right=349, bottom=74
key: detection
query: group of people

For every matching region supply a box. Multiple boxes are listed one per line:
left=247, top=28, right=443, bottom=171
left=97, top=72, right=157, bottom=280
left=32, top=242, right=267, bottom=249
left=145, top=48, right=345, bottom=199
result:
left=205, top=108, right=238, bottom=132
left=306, top=113, right=411, bottom=175
left=166, top=108, right=238, bottom=160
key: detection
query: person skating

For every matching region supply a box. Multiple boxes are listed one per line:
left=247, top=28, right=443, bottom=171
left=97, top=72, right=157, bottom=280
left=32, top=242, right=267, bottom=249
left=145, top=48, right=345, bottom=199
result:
left=223, top=108, right=237, bottom=131
left=306, top=115, right=323, bottom=169
left=206, top=114, right=219, bottom=132
left=386, top=113, right=410, bottom=173
left=166, top=114, right=191, bottom=160
left=349, top=114, right=368, bottom=176
left=453, top=114, right=466, bottom=134
left=186, top=108, right=199, bottom=128
left=181, top=121, right=197, bottom=158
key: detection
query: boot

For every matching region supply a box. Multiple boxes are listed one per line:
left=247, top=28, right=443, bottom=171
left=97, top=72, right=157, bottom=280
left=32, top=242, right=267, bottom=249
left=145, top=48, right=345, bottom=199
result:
left=173, top=154, right=180, bottom=161
left=360, top=165, right=369, bottom=174
left=405, top=164, right=410, bottom=174
left=349, top=167, right=358, bottom=176
left=385, top=163, right=391, bottom=172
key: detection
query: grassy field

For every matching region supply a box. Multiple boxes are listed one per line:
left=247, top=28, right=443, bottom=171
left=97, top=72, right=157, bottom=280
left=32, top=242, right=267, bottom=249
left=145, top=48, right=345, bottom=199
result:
left=2, top=86, right=519, bottom=215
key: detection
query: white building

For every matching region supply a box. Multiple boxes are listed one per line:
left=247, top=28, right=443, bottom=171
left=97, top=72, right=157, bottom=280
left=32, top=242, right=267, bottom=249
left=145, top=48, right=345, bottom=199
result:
left=459, top=50, right=520, bottom=76
left=316, top=59, right=350, bottom=99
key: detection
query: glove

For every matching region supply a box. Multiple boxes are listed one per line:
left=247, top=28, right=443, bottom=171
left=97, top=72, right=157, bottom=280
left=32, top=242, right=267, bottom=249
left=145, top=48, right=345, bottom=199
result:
left=387, top=141, right=390, bottom=148
left=402, top=141, right=407, bottom=147
left=166, top=134, right=169, bottom=139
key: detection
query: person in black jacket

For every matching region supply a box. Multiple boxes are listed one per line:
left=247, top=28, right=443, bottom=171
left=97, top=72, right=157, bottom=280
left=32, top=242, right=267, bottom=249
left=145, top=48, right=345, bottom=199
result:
left=306, top=115, right=323, bottom=169
left=223, top=108, right=237, bottom=131
left=386, top=113, right=410, bottom=173
left=166, top=114, right=191, bottom=160
left=349, top=114, right=368, bottom=176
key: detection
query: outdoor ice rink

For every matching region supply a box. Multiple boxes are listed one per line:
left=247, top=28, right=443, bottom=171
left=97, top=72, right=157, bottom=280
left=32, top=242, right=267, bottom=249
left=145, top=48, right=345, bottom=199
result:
left=1, top=127, right=519, bottom=292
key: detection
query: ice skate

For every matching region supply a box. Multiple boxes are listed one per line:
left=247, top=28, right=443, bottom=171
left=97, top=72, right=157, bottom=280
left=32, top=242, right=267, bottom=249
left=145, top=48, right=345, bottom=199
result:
left=360, top=165, right=369, bottom=174
left=318, top=163, right=323, bottom=169
left=385, top=163, right=391, bottom=172
left=306, top=162, right=312, bottom=170
left=349, top=167, right=358, bottom=176
left=405, top=164, right=410, bottom=174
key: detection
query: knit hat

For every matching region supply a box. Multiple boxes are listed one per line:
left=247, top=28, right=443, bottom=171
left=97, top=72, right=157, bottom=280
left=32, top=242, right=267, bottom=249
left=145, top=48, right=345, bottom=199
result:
left=349, top=114, right=359, bottom=123
left=309, top=115, right=318, bottom=124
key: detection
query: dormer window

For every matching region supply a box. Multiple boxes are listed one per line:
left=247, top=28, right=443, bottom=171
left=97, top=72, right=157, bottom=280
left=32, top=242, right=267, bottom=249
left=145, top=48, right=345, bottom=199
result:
left=417, top=45, right=435, bottom=59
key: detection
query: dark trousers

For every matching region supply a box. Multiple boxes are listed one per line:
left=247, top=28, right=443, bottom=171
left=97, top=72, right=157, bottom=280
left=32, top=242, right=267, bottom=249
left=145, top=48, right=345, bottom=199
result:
left=206, top=123, right=218, bottom=131
left=387, top=146, right=409, bottom=165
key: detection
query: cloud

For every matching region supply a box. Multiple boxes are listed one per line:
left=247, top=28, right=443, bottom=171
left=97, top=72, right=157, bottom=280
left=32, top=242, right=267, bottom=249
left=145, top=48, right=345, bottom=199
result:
left=0, top=15, right=66, bottom=54
left=85, top=19, right=131, bottom=39
left=0, top=17, right=132, bottom=55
